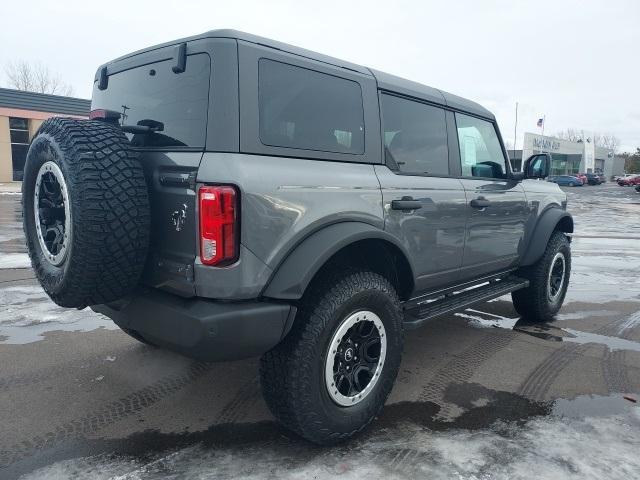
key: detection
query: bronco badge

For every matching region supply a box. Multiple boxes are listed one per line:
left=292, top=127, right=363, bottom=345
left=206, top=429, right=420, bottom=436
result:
left=171, top=203, right=188, bottom=232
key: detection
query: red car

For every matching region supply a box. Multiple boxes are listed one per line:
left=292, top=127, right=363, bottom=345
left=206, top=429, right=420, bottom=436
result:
left=618, top=175, right=640, bottom=186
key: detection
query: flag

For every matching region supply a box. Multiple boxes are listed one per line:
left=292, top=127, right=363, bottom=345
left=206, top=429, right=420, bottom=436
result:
left=537, top=118, right=544, bottom=127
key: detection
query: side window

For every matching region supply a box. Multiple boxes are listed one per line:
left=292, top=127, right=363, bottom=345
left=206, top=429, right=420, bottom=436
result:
left=381, top=94, right=449, bottom=176
left=455, top=113, right=507, bottom=179
left=258, top=59, right=364, bottom=154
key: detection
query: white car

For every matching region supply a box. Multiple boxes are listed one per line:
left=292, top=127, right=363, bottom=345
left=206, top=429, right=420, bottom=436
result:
left=614, top=173, right=638, bottom=181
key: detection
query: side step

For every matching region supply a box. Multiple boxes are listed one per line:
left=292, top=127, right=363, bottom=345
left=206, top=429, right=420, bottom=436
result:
left=403, top=275, right=529, bottom=330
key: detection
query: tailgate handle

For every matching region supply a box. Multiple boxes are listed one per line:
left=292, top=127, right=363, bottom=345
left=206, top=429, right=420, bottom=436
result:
left=159, top=171, right=195, bottom=188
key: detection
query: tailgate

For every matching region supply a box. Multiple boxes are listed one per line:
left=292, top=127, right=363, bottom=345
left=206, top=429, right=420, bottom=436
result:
left=91, top=49, right=212, bottom=297
left=138, top=151, right=201, bottom=296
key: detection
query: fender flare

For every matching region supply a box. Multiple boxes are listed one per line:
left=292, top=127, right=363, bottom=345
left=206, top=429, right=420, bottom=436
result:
left=262, top=222, right=415, bottom=300
left=520, top=208, right=573, bottom=266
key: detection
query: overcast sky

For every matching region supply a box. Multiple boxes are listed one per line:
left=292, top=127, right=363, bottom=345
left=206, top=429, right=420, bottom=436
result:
left=2, top=0, right=638, bottom=151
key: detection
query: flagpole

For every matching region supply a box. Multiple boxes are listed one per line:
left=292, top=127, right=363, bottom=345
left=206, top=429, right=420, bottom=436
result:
left=542, top=115, right=546, bottom=137
left=513, top=102, right=518, bottom=167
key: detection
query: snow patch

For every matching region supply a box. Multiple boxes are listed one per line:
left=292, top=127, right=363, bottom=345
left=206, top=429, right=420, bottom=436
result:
left=0, top=285, right=117, bottom=344
left=20, top=410, right=640, bottom=480
left=616, top=311, right=640, bottom=335
left=0, top=253, right=31, bottom=269
left=455, top=308, right=520, bottom=329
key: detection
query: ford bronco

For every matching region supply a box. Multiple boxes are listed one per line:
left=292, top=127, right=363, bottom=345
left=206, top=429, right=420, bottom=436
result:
left=22, top=30, right=573, bottom=444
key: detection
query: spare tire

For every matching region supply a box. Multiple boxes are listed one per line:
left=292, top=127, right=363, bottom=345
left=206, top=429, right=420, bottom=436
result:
left=22, top=117, right=150, bottom=308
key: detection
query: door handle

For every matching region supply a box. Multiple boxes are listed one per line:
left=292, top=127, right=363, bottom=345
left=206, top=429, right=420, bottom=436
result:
left=470, top=196, right=491, bottom=209
left=391, top=196, right=422, bottom=211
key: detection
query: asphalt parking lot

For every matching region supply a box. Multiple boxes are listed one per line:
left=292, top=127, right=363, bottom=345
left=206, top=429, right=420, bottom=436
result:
left=1, top=182, right=639, bottom=479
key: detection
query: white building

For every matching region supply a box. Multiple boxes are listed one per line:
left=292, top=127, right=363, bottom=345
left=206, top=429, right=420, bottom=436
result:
left=510, top=132, right=625, bottom=179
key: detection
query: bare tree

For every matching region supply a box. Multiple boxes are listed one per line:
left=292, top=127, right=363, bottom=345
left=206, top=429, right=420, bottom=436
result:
left=4, top=60, right=74, bottom=96
left=595, top=134, right=620, bottom=152
left=554, top=128, right=620, bottom=152
left=554, top=128, right=583, bottom=142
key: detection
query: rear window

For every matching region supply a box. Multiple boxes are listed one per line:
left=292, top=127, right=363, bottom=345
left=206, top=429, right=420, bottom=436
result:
left=258, top=58, right=365, bottom=155
left=92, top=53, right=210, bottom=148
left=381, top=94, right=449, bottom=176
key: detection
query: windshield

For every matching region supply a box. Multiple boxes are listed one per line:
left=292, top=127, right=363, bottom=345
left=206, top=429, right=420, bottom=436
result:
left=91, top=53, right=210, bottom=148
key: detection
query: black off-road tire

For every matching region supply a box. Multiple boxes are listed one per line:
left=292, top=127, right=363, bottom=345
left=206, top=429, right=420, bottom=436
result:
left=512, top=231, right=571, bottom=322
left=22, top=117, right=150, bottom=308
left=259, top=269, right=404, bottom=445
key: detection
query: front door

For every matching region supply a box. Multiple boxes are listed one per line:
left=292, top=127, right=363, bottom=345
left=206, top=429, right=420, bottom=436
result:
left=453, top=112, right=528, bottom=279
left=375, top=93, right=468, bottom=293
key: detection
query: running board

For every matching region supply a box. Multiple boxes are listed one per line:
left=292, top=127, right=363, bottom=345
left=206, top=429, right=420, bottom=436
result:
left=403, top=275, right=529, bottom=330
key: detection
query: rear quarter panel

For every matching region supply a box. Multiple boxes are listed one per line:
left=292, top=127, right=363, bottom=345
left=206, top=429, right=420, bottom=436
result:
left=196, top=153, right=384, bottom=295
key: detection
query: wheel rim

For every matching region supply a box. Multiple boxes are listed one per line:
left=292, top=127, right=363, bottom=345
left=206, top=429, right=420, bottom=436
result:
left=325, top=310, right=386, bottom=407
left=547, top=252, right=566, bottom=302
left=34, top=161, right=71, bottom=266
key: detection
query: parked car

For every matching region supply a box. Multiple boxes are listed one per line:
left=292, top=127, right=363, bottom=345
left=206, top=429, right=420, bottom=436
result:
left=21, top=30, right=573, bottom=445
left=618, top=175, right=640, bottom=186
left=575, top=173, right=588, bottom=184
left=614, top=174, right=635, bottom=182
left=635, top=184, right=640, bottom=193
left=583, top=173, right=602, bottom=185
left=548, top=175, right=584, bottom=186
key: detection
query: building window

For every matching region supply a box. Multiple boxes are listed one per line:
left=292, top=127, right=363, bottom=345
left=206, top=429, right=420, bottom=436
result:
left=9, top=117, right=30, bottom=181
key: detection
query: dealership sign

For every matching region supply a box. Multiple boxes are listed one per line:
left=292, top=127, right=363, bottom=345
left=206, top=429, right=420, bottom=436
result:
left=532, top=137, right=561, bottom=151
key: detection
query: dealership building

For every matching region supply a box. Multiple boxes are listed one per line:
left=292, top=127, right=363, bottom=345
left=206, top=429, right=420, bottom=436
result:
left=509, top=132, right=625, bottom=179
left=0, top=88, right=90, bottom=182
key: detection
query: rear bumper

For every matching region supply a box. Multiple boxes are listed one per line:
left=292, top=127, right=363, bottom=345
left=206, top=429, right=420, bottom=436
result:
left=91, top=289, right=296, bottom=362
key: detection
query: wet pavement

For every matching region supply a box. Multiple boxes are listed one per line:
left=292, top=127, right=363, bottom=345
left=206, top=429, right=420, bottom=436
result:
left=1, top=183, right=639, bottom=479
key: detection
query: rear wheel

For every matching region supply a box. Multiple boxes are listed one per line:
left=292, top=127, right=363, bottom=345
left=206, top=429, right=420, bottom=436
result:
left=512, top=231, right=571, bottom=322
left=260, top=269, right=403, bottom=444
left=568, top=182, right=575, bottom=186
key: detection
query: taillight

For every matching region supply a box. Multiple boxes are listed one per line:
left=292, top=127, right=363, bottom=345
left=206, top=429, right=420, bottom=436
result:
left=88, top=109, right=121, bottom=124
left=199, top=185, right=238, bottom=266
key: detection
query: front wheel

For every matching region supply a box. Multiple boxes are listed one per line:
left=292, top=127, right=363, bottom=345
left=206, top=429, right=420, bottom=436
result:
left=260, top=269, right=403, bottom=444
left=512, top=231, right=571, bottom=322
left=568, top=182, right=575, bottom=186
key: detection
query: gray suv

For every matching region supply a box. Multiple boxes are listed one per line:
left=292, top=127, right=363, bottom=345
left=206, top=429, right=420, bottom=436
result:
left=22, top=30, right=573, bottom=444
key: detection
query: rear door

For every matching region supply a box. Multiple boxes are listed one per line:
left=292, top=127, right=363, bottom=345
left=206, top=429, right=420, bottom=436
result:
left=375, top=93, right=467, bottom=293
left=453, top=112, right=528, bottom=279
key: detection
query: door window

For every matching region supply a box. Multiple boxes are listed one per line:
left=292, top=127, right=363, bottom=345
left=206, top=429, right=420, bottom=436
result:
left=381, top=94, right=449, bottom=175
left=455, top=113, right=507, bottom=179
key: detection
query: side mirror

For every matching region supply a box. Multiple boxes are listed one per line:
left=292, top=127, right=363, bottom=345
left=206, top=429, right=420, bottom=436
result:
left=523, top=153, right=551, bottom=179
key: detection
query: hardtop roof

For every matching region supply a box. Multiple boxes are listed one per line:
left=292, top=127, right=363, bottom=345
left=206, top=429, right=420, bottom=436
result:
left=104, top=29, right=494, bottom=120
